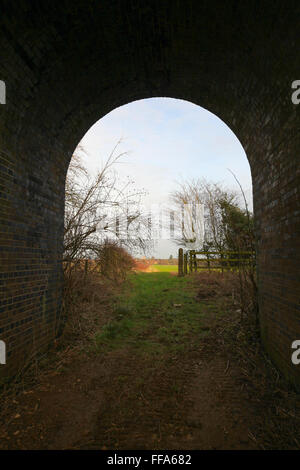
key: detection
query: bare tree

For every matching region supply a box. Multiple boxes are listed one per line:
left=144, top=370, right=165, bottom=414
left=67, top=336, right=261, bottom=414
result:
left=64, top=140, right=150, bottom=263
left=170, top=178, right=236, bottom=251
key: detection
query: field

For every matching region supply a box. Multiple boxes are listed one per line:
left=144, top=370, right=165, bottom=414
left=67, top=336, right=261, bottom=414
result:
left=149, top=264, right=178, bottom=273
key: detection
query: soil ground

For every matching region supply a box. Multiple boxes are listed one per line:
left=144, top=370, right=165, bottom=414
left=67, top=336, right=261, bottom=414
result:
left=0, top=271, right=299, bottom=450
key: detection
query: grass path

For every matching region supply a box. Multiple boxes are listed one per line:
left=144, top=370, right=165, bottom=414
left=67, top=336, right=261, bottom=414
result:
left=86, top=272, right=256, bottom=450
left=93, top=272, right=214, bottom=357
left=0, top=272, right=298, bottom=449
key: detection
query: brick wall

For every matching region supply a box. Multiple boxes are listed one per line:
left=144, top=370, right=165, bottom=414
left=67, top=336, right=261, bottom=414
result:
left=0, top=1, right=299, bottom=387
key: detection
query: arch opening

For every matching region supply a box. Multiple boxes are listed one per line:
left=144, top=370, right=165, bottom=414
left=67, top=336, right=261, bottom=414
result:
left=0, top=2, right=299, bottom=393
left=67, top=97, right=253, bottom=261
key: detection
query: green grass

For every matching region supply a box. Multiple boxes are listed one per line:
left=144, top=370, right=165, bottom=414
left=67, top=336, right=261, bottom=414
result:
left=150, top=264, right=178, bottom=272
left=92, top=272, right=217, bottom=356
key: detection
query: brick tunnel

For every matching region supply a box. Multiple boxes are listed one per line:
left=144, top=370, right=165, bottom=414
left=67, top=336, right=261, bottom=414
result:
left=0, top=1, right=299, bottom=388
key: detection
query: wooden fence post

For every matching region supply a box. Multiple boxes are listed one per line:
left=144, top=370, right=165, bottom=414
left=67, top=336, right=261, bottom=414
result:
left=178, top=248, right=184, bottom=277
left=189, top=251, right=193, bottom=273
left=194, top=253, right=197, bottom=272
left=207, top=252, right=211, bottom=272
left=184, top=253, right=188, bottom=275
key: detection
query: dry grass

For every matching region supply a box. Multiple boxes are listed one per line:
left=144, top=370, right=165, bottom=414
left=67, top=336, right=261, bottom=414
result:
left=60, top=270, right=118, bottom=344
left=0, top=268, right=123, bottom=416
left=217, top=314, right=300, bottom=449
left=1, top=242, right=135, bottom=403
left=1, top=270, right=299, bottom=449
left=193, top=271, right=300, bottom=449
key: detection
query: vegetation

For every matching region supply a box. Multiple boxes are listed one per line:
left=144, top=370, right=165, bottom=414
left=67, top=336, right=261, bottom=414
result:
left=64, top=141, right=150, bottom=263
left=149, top=265, right=177, bottom=273
left=93, top=272, right=216, bottom=355
left=171, top=176, right=257, bottom=323
left=170, top=177, right=254, bottom=254
left=1, top=270, right=298, bottom=450
left=96, top=239, right=135, bottom=282
left=61, top=141, right=148, bottom=335
left=219, top=199, right=254, bottom=253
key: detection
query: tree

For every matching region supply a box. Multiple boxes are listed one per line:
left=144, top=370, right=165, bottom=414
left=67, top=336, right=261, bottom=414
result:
left=64, top=141, right=150, bottom=263
left=170, top=178, right=237, bottom=251
left=219, top=199, right=254, bottom=253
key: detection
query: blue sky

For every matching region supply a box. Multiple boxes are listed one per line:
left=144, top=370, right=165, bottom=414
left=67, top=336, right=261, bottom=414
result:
left=77, top=98, right=252, bottom=257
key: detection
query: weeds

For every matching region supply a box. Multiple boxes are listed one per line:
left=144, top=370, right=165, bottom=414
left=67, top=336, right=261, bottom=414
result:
left=207, top=271, right=300, bottom=450
left=0, top=267, right=124, bottom=412
left=94, top=318, right=134, bottom=349
left=1, top=269, right=299, bottom=450
left=89, top=272, right=217, bottom=360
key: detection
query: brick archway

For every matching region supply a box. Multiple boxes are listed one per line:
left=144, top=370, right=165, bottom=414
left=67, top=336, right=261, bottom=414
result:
left=0, top=1, right=299, bottom=387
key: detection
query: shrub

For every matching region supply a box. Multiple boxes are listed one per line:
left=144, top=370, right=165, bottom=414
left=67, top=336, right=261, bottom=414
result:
left=96, top=239, right=135, bottom=282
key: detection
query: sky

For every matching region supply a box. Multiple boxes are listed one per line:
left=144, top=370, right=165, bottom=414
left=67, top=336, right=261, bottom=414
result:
left=76, top=98, right=252, bottom=258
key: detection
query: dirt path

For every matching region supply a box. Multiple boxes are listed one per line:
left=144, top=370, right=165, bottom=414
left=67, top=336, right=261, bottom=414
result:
left=0, top=347, right=258, bottom=449
left=0, top=273, right=298, bottom=449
